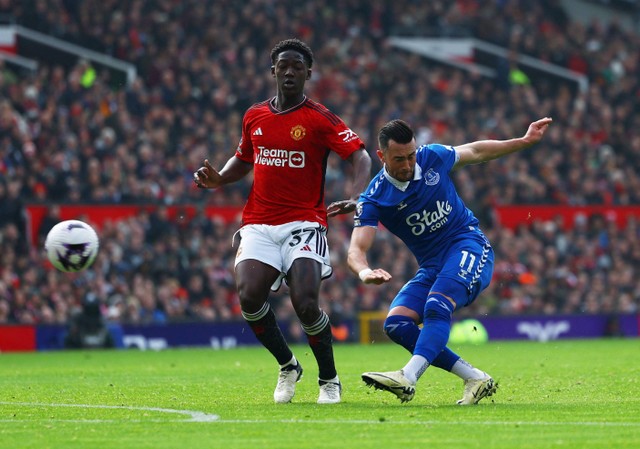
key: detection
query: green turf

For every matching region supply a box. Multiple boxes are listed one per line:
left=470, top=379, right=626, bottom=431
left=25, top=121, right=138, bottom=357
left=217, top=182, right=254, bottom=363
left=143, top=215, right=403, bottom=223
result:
left=1, top=339, right=639, bottom=449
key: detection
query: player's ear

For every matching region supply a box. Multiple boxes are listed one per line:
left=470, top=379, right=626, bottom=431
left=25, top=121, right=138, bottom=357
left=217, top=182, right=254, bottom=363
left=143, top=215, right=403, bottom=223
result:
left=306, top=68, right=312, bottom=80
left=271, top=65, right=275, bottom=77
left=376, top=149, right=385, bottom=163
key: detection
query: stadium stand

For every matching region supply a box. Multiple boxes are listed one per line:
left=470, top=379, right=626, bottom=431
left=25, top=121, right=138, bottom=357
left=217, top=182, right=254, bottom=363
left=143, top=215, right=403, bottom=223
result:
left=0, top=0, right=638, bottom=327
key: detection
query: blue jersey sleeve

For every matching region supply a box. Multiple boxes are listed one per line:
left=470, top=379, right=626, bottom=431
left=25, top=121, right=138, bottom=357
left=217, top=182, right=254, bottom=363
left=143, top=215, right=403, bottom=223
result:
left=420, top=143, right=459, bottom=173
left=353, top=198, right=379, bottom=228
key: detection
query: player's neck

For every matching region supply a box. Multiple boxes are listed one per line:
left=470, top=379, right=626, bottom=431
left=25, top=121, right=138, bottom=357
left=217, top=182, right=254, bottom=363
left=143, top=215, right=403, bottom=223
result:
left=272, top=94, right=306, bottom=112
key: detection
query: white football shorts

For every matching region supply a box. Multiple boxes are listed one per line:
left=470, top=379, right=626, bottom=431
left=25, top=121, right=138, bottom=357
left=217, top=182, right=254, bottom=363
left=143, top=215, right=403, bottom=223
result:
left=234, top=221, right=333, bottom=291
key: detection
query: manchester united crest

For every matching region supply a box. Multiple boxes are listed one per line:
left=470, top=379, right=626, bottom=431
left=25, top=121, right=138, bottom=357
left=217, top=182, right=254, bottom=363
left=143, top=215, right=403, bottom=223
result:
left=290, top=125, right=306, bottom=141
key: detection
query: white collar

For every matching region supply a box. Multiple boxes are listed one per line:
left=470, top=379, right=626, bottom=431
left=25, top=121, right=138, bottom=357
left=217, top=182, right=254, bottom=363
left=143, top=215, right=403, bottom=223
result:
left=383, top=164, right=422, bottom=192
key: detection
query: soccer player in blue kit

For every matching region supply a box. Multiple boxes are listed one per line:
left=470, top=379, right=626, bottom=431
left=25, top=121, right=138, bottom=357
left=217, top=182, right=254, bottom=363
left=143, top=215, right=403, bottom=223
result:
left=348, top=117, right=552, bottom=404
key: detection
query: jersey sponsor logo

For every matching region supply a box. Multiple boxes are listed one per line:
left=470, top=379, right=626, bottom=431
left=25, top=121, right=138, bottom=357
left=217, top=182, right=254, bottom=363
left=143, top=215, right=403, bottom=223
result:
left=290, top=125, right=306, bottom=141
left=424, top=168, right=440, bottom=186
left=252, top=127, right=263, bottom=136
left=338, top=128, right=359, bottom=143
left=405, top=200, right=452, bottom=235
left=254, top=146, right=306, bottom=168
left=289, top=151, right=305, bottom=167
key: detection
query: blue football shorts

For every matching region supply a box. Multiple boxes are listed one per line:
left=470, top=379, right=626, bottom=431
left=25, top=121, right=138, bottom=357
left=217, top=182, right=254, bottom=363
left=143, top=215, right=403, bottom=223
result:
left=389, top=232, right=495, bottom=317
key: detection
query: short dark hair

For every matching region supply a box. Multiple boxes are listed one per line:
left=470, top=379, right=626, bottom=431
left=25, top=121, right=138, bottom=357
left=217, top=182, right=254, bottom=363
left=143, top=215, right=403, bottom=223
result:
left=378, top=119, right=414, bottom=150
left=270, top=38, right=314, bottom=68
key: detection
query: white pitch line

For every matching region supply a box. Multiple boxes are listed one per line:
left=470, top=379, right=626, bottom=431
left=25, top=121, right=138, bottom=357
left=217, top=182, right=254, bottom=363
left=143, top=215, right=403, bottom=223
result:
left=0, top=402, right=219, bottom=422
left=1, top=402, right=639, bottom=427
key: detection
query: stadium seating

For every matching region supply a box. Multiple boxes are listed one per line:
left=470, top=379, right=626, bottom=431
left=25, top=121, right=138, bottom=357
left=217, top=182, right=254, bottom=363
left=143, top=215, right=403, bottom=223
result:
left=0, top=0, right=638, bottom=326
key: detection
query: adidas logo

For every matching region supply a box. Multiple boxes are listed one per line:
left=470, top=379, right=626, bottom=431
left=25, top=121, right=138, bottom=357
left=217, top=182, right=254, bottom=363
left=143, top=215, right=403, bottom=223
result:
left=300, top=245, right=312, bottom=252
left=252, top=127, right=263, bottom=136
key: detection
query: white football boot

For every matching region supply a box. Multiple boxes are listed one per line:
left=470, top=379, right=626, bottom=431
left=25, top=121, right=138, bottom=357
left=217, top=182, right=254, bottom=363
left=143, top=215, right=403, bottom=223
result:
left=273, top=363, right=303, bottom=403
left=362, top=370, right=416, bottom=403
left=317, top=380, right=342, bottom=404
left=456, top=374, right=497, bottom=405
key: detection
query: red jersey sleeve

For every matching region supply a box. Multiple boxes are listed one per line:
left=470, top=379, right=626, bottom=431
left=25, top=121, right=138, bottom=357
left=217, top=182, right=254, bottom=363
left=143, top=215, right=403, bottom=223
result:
left=312, top=102, right=364, bottom=160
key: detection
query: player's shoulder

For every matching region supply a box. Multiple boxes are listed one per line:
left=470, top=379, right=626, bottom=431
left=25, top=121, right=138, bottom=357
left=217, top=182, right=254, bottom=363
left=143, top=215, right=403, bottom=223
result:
left=302, top=98, right=343, bottom=126
left=359, top=169, right=405, bottom=208
left=418, top=143, right=455, bottom=154
left=242, top=100, right=272, bottom=127
left=417, top=143, right=456, bottom=163
left=421, top=143, right=456, bottom=154
left=245, top=99, right=271, bottom=114
left=361, top=171, right=393, bottom=203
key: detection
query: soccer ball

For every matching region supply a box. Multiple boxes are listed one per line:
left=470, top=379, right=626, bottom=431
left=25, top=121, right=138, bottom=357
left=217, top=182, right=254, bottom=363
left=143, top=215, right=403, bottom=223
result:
left=45, top=220, right=100, bottom=272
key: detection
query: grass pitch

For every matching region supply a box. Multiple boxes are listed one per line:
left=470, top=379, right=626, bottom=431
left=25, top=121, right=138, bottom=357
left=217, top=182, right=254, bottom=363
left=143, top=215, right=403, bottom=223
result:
left=1, top=339, right=639, bottom=449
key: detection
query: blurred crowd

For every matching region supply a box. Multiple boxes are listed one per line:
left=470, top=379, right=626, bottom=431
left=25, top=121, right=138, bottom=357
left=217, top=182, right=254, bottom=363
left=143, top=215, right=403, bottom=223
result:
left=1, top=0, right=639, bottom=326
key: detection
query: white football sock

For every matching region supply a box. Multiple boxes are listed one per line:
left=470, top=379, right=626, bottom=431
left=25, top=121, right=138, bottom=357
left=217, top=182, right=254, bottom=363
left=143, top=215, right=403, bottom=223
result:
left=402, top=355, right=429, bottom=384
left=451, top=358, right=486, bottom=380
left=279, top=355, right=297, bottom=370
left=319, top=375, right=340, bottom=384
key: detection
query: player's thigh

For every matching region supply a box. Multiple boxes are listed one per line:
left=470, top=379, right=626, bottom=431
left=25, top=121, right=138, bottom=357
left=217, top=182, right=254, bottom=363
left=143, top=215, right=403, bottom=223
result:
left=287, top=258, right=323, bottom=319
left=235, top=259, right=281, bottom=304
left=388, top=269, right=436, bottom=323
left=435, top=237, right=495, bottom=308
left=234, top=225, right=284, bottom=300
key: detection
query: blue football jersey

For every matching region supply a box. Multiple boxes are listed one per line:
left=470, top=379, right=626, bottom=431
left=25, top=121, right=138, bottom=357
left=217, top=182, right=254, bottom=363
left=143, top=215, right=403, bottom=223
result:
left=354, top=144, right=481, bottom=267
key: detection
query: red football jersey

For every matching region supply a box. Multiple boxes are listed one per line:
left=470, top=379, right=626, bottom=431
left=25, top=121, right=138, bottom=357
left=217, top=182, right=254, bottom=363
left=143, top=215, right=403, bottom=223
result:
left=234, top=96, right=365, bottom=227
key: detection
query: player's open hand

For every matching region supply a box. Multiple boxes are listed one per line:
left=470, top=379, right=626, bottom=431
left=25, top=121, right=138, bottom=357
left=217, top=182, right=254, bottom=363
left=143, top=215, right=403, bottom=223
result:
left=327, top=199, right=357, bottom=217
left=361, top=268, right=392, bottom=285
left=193, top=159, right=222, bottom=189
left=524, top=117, right=553, bottom=145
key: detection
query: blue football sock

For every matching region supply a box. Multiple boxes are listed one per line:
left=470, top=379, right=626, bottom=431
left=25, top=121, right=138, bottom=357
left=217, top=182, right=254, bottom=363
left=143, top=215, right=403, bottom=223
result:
left=383, top=315, right=420, bottom=353
left=431, top=347, right=460, bottom=371
left=384, top=314, right=461, bottom=371
left=414, top=294, right=455, bottom=363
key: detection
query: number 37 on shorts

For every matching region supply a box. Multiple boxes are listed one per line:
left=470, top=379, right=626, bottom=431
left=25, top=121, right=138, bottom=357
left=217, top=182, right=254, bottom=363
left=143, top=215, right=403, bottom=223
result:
left=234, top=221, right=332, bottom=277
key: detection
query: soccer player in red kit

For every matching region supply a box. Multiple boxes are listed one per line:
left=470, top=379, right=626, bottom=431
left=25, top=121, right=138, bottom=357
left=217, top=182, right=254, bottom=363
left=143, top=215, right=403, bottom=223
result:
left=194, top=38, right=371, bottom=404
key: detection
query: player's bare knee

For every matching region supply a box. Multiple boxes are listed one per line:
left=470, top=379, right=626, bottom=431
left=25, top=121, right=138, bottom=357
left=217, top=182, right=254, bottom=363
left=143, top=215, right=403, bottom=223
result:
left=237, top=284, right=268, bottom=313
left=292, top=299, right=321, bottom=324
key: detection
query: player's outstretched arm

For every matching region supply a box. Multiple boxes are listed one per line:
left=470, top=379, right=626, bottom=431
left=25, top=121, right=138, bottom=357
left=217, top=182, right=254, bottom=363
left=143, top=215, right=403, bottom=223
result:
left=327, top=148, right=372, bottom=217
left=454, top=117, right=553, bottom=169
left=347, top=226, right=392, bottom=285
left=193, top=156, right=253, bottom=189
